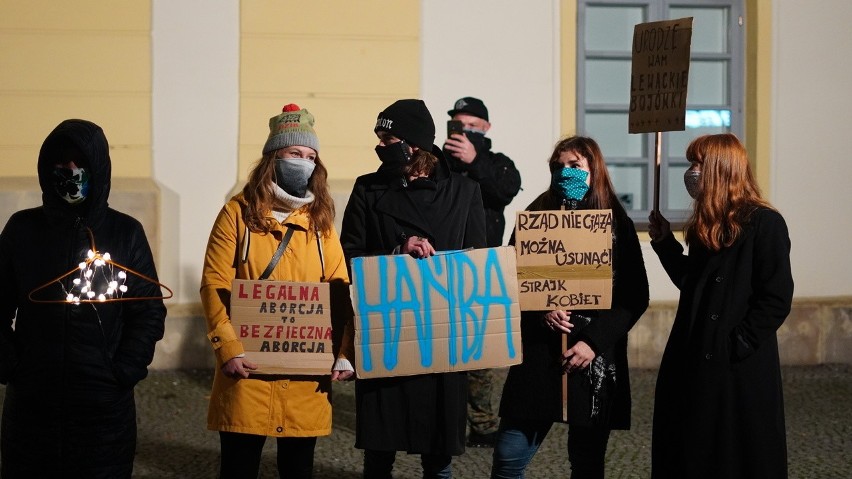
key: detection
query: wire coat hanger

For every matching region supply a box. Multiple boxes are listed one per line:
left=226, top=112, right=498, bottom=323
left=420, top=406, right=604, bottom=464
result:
left=28, top=226, right=173, bottom=304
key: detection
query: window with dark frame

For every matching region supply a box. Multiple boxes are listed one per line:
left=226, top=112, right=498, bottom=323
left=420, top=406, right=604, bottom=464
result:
left=576, top=0, right=744, bottom=229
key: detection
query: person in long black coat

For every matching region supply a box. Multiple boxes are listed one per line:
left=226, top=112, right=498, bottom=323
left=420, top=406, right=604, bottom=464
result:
left=0, top=119, right=167, bottom=478
left=340, top=99, right=486, bottom=478
left=648, top=133, right=794, bottom=479
left=491, top=136, right=649, bottom=479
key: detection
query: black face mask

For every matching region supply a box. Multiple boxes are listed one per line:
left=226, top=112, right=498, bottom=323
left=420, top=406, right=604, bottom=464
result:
left=463, top=130, right=487, bottom=153
left=375, top=140, right=412, bottom=166
left=407, top=177, right=437, bottom=190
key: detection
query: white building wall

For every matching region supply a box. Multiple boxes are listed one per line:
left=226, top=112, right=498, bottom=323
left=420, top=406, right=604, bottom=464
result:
left=772, top=0, right=852, bottom=298
left=422, top=0, right=562, bottom=246
left=148, top=1, right=852, bottom=306
left=152, top=1, right=239, bottom=303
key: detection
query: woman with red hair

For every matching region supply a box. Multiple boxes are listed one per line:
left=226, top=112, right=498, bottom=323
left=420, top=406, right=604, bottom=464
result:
left=649, top=133, right=794, bottom=479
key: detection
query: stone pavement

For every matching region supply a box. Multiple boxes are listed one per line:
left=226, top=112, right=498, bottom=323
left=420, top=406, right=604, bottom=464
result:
left=1, top=365, right=850, bottom=478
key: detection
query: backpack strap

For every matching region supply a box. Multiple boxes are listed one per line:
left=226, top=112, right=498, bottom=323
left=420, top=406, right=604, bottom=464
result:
left=258, top=226, right=295, bottom=280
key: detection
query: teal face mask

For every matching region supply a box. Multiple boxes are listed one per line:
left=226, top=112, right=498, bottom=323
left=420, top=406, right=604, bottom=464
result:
left=551, top=167, right=590, bottom=201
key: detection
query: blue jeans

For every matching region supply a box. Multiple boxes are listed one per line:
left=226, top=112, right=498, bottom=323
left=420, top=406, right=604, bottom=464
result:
left=363, top=449, right=452, bottom=479
left=490, top=418, right=610, bottom=479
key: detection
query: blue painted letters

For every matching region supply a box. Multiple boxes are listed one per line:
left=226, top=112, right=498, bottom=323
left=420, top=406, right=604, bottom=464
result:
left=353, top=249, right=516, bottom=373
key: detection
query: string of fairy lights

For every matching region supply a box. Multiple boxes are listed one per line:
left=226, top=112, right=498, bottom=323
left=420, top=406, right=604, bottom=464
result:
left=27, top=227, right=173, bottom=305
left=62, top=249, right=128, bottom=303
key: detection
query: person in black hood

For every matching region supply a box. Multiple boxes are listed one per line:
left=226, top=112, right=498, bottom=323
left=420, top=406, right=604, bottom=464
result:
left=340, top=99, right=486, bottom=479
left=443, top=96, right=522, bottom=448
left=0, top=119, right=167, bottom=478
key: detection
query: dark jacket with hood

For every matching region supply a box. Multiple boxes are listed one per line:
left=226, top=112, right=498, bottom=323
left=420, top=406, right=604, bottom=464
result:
left=0, top=119, right=166, bottom=478
left=340, top=148, right=486, bottom=456
left=498, top=189, right=648, bottom=430
left=444, top=135, right=520, bottom=247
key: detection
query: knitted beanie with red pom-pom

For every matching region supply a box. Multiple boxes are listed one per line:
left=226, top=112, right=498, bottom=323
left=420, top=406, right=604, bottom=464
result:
left=262, top=103, right=320, bottom=154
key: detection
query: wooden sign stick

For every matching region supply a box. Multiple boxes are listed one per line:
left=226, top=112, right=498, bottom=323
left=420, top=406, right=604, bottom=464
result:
left=562, top=333, right=568, bottom=422
left=653, top=131, right=662, bottom=213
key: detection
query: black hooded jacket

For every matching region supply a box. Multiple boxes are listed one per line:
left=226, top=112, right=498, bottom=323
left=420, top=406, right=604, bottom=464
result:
left=0, top=119, right=166, bottom=477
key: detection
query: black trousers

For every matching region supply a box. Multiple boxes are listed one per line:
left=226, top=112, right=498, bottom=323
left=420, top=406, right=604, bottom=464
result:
left=567, top=424, right=611, bottom=479
left=362, top=449, right=452, bottom=479
left=219, top=431, right=317, bottom=479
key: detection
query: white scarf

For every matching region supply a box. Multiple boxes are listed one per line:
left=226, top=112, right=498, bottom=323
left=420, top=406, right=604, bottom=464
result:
left=270, top=182, right=314, bottom=223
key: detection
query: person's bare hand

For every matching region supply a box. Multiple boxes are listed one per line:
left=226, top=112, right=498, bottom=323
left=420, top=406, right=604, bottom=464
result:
left=443, top=134, right=476, bottom=164
left=331, top=370, right=354, bottom=381
left=401, top=235, right=436, bottom=258
left=543, top=310, right=574, bottom=334
left=221, top=356, right=258, bottom=379
left=648, top=210, right=671, bottom=243
left=563, top=340, right=595, bottom=373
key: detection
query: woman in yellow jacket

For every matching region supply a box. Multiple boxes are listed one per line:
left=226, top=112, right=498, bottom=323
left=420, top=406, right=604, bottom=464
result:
left=200, top=104, right=354, bottom=479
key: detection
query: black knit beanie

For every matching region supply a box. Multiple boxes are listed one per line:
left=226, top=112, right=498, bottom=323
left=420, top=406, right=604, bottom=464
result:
left=374, top=99, right=435, bottom=151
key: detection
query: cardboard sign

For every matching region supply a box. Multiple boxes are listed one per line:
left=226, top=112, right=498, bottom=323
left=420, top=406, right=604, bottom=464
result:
left=350, top=247, right=522, bottom=379
left=514, top=210, right=613, bottom=311
left=629, top=17, right=693, bottom=133
left=230, top=279, right=334, bottom=375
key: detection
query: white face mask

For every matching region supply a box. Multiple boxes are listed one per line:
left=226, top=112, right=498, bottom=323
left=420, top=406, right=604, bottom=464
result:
left=273, top=158, right=316, bottom=198
left=684, top=170, right=701, bottom=199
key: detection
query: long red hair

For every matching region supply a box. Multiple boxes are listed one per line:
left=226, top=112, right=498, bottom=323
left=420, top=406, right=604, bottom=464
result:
left=684, top=133, right=772, bottom=251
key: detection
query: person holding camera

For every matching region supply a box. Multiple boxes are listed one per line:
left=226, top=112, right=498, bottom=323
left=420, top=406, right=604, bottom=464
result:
left=443, top=97, right=521, bottom=249
left=442, top=96, right=521, bottom=448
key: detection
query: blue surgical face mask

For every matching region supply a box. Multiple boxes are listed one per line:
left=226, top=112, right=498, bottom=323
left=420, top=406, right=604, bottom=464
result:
left=274, top=158, right=316, bottom=198
left=53, top=166, right=90, bottom=204
left=551, top=167, right=590, bottom=201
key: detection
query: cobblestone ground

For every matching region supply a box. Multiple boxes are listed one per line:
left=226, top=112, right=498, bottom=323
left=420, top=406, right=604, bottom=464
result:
left=1, top=364, right=850, bottom=478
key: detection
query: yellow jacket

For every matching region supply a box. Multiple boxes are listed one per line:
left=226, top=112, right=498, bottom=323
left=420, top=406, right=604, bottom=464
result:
left=200, top=194, right=353, bottom=437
